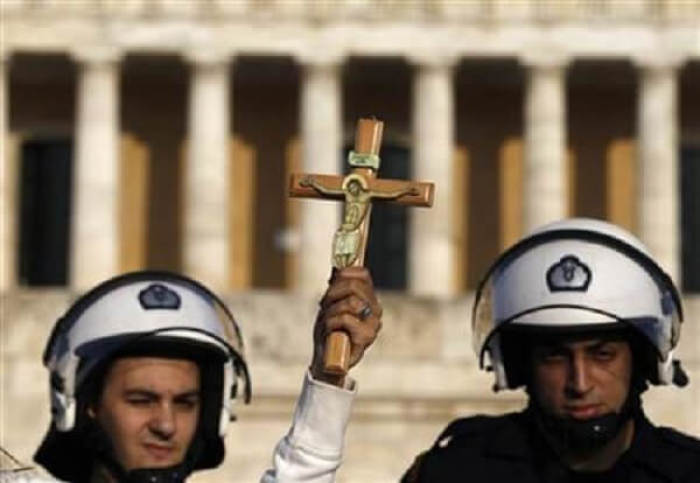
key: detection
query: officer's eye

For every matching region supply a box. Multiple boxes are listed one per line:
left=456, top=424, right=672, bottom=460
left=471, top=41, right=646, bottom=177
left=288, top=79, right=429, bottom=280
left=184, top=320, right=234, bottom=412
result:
left=125, top=391, right=157, bottom=406
left=175, top=398, right=199, bottom=411
left=178, top=398, right=197, bottom=408
left=126, top=397, right=152, bottom=407
left=536, top=347, right=568, bottom=364
left=591, top=346, right=616, bottom=361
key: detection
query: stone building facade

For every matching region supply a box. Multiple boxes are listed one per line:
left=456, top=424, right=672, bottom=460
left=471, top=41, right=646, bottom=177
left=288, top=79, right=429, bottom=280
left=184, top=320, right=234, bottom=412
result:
left=1, top=1, right=699, bottom=480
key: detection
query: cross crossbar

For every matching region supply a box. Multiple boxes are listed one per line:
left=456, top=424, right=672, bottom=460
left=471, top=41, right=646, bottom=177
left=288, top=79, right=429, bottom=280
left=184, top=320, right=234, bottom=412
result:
left=289, top=118, right=435, bottom=377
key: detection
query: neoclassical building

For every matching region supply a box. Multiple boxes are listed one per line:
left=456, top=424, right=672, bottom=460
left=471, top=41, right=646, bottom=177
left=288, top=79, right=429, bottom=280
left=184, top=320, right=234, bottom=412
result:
left=2, top=1, right=699, bottom=480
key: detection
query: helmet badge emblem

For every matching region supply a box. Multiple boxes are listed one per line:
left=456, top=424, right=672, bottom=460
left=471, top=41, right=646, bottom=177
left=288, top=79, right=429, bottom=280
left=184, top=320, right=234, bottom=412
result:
left=139, top=283, right=181, bottom=310
left=546, top=255, right=592, bottom=292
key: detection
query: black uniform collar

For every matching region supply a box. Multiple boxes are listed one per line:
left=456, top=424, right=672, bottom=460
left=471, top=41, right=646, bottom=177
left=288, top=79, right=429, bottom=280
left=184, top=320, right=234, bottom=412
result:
left=481, top=409, right=638, bottom=478
left=626, top=414, right=661, bottom=472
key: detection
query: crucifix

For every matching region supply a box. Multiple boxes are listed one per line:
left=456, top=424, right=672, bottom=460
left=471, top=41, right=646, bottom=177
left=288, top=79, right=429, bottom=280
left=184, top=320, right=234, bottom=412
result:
left=289, top=118, right=435, bottom=376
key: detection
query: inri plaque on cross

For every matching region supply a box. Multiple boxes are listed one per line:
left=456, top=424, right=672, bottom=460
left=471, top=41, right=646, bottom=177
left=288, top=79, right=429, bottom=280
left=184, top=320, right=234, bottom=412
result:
left=290, top=118, right=435, bottom=376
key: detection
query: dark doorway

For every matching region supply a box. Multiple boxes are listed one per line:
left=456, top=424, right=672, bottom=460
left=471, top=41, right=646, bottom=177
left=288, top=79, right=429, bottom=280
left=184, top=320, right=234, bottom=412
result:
left=18, top=139, right=73, bottom=286
left=681, top=147, right=700, bottom=293
left=344, top=145, right=410, bottom=290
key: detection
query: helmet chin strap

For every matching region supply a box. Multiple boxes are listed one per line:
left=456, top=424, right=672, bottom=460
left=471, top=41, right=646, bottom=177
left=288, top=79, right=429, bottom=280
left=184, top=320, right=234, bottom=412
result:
left=528, top=387, right=642, bottom=456
left=114, top=465, right=189, bottom=483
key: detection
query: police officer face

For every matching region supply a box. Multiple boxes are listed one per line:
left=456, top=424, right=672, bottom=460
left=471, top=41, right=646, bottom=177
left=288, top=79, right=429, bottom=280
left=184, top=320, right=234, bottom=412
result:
left=88, top=357, right=201, bottom=471
left=529, top=337, right=633, bottom=421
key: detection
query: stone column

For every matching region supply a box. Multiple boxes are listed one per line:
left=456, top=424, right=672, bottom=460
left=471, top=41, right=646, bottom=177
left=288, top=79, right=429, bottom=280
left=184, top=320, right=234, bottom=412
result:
left=70, top=47, right=121, bottom=291
left=0, top=51, right=14, bottom=291
left=184, top=51, right=232, bottom=291
left=636, top=57, right=683, bottom=282
left=409, top=54, right=456, bottom=297
left=295, top=53, right=343, bottom=292
left=522, top=55, right=569, bottom=233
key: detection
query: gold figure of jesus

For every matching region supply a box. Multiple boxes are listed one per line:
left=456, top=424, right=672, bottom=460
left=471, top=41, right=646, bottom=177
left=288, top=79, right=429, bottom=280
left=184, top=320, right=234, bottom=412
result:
left=300, top=174, right=418, bottom=267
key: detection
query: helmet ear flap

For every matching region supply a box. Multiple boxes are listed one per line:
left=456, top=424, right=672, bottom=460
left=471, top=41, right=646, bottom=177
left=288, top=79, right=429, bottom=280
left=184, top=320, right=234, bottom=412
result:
left=485, top=333, right=511, bottom=392
left=219, top=359, right=235, bottom=436
left=217, top=351, right=252, bottom=434
left=50, top=390, right=76, bottom=432
left=48, top=350, right=81, bottom=432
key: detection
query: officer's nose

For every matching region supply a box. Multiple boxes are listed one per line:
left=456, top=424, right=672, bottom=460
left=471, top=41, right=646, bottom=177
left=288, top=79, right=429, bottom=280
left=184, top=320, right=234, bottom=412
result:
left=566, top=353, right=593, bottom=396
left=150, top=403, right=176, bottom=439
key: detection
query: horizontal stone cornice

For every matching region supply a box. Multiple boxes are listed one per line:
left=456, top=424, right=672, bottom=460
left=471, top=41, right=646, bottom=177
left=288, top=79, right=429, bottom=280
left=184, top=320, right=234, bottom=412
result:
left=633, top=51, right=687, bottom=71
left=519, top=49, right=570, bottom=70
left=293, top=48, right=346, bottom=68
left=182, top=47, right=234, bottom=67
left=406, top=51, right=460, bottom=70
left=70, top=45, right=123, bottom=65
left=4, top=20, right=699, bottom=61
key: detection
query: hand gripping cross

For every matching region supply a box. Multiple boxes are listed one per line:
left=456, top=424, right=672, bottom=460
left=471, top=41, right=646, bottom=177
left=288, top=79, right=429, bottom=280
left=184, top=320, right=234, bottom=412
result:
left=290, top=118, right=435, bottom=376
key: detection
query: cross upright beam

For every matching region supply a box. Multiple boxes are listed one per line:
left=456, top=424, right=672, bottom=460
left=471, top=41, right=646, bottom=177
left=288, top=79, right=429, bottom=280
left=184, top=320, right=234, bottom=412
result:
left=290, top=118, right=434, bottom=375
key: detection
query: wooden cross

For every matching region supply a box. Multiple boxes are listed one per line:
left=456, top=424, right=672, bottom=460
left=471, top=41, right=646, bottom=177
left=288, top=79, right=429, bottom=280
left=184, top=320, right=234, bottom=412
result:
left=289, top=118, right=435, bottom=376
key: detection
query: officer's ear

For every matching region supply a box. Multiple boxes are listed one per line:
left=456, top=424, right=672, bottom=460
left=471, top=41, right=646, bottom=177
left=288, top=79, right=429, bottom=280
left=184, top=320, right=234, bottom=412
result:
left=77, top=359, right=111, bottom=422
left=84, top=384, right=102, bottom=420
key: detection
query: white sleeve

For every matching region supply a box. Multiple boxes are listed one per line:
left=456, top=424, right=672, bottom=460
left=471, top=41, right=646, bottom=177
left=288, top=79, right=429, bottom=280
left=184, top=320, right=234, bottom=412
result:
left=260, top=371, right=356, bottom=483
left=0, top=471, right=61, bottom=483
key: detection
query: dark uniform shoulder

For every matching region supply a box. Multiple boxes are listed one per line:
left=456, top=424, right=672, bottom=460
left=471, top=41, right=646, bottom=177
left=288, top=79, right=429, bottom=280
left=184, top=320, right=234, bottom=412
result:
left=431, top=413, right=520, bottom=449
left=401, top=413, right=527, bottom=483
left=656, top=426, right=700, bottom=452
left=634, top=421, right=700, bottom=482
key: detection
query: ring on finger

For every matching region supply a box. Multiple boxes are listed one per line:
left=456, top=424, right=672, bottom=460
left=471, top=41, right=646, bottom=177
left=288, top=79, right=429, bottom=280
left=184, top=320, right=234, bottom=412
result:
left=358, top=303, right=372, bottom=321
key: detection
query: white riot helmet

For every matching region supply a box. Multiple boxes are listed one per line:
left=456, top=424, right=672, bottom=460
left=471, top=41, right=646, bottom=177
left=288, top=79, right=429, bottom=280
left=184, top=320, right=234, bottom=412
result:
left=473, top=218, right=685, bottom=391
left=35, top=271, right=251, bottom=481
